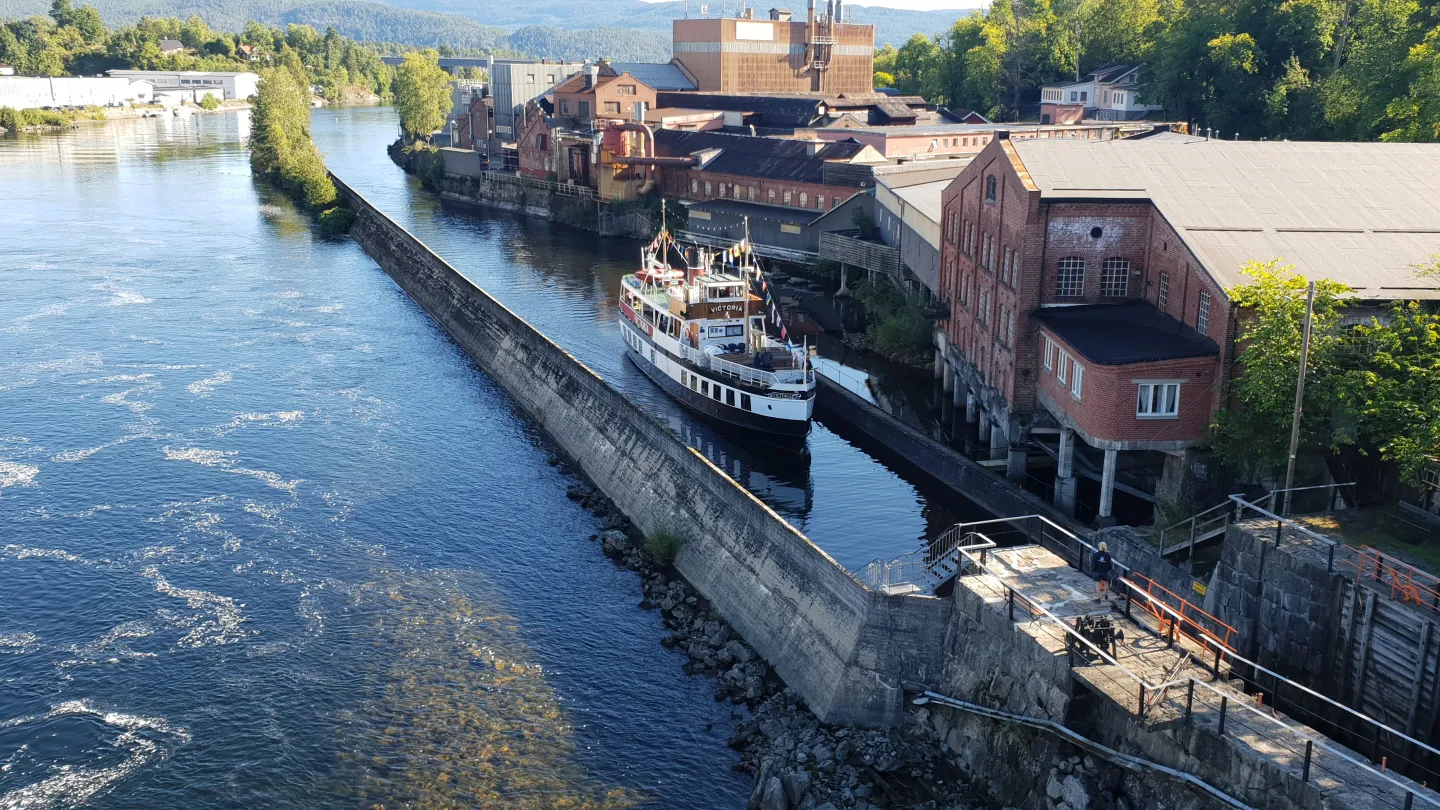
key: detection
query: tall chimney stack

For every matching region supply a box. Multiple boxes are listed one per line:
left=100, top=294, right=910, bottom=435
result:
left=826, top=0, right=834, bottom=21
left=835, top=0, right=843, bottom=21
left=807, top=0, right=815, bottom=26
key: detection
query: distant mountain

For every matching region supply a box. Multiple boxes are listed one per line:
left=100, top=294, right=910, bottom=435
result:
left=0, top=0, right=978, bottom=59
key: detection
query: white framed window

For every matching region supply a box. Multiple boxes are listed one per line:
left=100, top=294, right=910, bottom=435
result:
left=784, top=190, right=793, bottom=205
left=719, top=183, right=727, bottom=197
left=1043, top=335, right=1054, bottom=371
left=983, top=234, right=991, bottom=269
left=705, top=181, right=712, bottom=196
left=799, top=192, right=808, bottom=208
left=1056, top=349, right=1069, bottom=384
left=1136, top=381, right=1181, bottom=418
left=1070, top=363, right=1084, bottom=400
left=1198, top=292, right=1211, bottom=334
left=1158, top=270, right=1170, bottom=311
left=1100, top=257, right=1130, bottom=297
left=1057, top=257, right=1085, bottom=297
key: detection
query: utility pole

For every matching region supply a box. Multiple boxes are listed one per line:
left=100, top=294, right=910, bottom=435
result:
left=1282, top=281, right=1317, bottom=516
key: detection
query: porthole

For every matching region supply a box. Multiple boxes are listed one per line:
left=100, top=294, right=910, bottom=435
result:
left=1090, top=227, right=1103, bottom=239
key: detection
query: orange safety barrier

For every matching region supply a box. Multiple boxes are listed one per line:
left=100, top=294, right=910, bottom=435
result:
left=1125, top=572, right=1238, bottom=656
left=1345, top=547, right=1440, bottom=612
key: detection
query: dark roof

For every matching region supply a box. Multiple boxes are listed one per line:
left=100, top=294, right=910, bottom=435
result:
left=654, top=129, right=871, bottom=184
left=874, top=98, right=919, bottom=124
left=654, top=92, right=825, bottom=127
left=1087, top=63, right=1139, bottom=83
left=1034, top=304, right=1219, bottom=365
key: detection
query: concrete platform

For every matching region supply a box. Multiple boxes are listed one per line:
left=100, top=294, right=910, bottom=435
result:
left=956, top=544, right=1438, bottom=810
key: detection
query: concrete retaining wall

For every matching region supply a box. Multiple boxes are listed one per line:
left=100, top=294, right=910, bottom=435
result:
left=816, top=374, right=1080, bottom=531
left=334, top=174, right=950, bottom=726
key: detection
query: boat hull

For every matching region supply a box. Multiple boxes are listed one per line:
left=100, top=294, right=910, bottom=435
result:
left=624, top=342, right=811, bottom=441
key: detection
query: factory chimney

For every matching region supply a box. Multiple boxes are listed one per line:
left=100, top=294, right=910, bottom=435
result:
left=807, top=0, right=815, bottom=26
left=835, top=0, right=843, bottom=21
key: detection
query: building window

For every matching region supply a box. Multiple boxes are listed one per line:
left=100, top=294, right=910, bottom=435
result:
left=815, top=195, right=822, bottom=209
left=799, top=192, right=808, bottom=208
left=1198, top=292, right=1211, bottom=334
left=831, top=196, right=840, bottom=210
left=734, top=185, right=742, bottom=200
left=617, top=84, right=636, bottom=96
left=768, top=189, right=776, bottom=203
left=719, top=183, right=727, bottom=198
left=604, top=101, right=621, bottom=115
left=547, top=74, right=556, bottom=83
left=578, top=101, right=590, bottom=118
left=1071, top=363, right=1084, bottom=400
left=784, top=190, right=793, bottom=206
left=534, top=134, right=545, bottom=149
left=559, top=99, right=571, bottom=115
left=1056, top=350, right=1069, bottom=384
left=1056, top=257, right=1085, bottom=297
left=1069, top=91, right=1077, bottom=101
left=1158, top=270, right=1169, bottom=311
left=1137, top=382, right=1180, bottom=417
left=526, top=73, right=535, bottom=82
left=780, top=223, right=802, bottom=234
left=985, top=175, right=997, bottom=204
left=1043, top=335, right=1054, bottom=371
left=1100, top=258, right=1130, bottom=297
left=749, top=186, right=757, bottom=201
left=691, top=179, right=698, bottom=194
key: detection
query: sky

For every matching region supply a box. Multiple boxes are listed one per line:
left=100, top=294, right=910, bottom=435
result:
left=640, top=0, right=979, bottom=9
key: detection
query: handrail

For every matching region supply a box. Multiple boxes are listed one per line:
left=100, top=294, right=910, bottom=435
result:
left=1158, top=500, right=1232, bottom=557
left=959, top=514, right=1440, bottom=808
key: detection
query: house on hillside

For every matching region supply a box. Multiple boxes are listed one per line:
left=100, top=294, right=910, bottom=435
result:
left=158, top=39, right=185, bottom=55
left=235, top=44, right=260, bottom=62
left=1039, top=64, right=1163, bottom=124
left=936, top=135, right=1440, bottom=525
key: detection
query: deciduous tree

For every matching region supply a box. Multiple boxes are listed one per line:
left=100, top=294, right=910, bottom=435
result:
left=394, top=49, right=451, bottom=141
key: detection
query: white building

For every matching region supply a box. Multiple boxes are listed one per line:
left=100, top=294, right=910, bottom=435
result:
left=105, top=70, right=260, bottom=101
left=0, top=76, right=153, bottom=109
left=1039, top=64, right=1164, bottom=123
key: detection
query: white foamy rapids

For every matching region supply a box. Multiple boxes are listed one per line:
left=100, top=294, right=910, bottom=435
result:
left=141, top=568, right=248, bottom=648
left=0, top=463, right=40, bottom=491
left=310, top=304, right=343, bottom=313
left=76, top=374, right=153, bottom=386
left=185, top=370, right=232, bottom=397
left=3, top=351, right=103, bottom=377
left=0, top=700, right=190, bottom=810
left=58, top=621, right=156, bottom=669
left=98, top=389, right=153, bottom=414
left=161, top=446, right=302, bottom=495
left=102, top=290, right=154, bottom=307
left=0, top=545, right=86, bottom=564
left=4, top=303, right=70, bottom=334
left=0, top=632, right=42, bottom=655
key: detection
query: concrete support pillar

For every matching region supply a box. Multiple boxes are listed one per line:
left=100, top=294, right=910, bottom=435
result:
left=942, top=360, right=955, bottom=394
left=1005, top=417, right=1029, bottom=483
left=965, top=392, right=978, bottom=424
left=1099, top=448, right=1119, bottom=522
left=934, top=348, right=944, bottom=380
left=1054, top=428, right=1077, bottom=516
left=977, top=411, right=992, bottom=444
left=990, top=419, right=1007, bottom=453
left=951, top=370, right=964, bottom=407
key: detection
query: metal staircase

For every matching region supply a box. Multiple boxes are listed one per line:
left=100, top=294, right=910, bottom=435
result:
left=1156, top=501, right=1233, bottom=558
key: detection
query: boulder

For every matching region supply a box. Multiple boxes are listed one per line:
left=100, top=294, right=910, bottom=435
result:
left=781, top=770, right=811, bottom=806
left=761, top=777, right=788, bottom=810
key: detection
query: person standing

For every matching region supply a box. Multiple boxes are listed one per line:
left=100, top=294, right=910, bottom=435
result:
left=1092, top=542, right=1114, bottom=601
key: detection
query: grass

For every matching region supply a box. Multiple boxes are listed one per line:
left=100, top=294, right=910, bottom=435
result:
left=643, top=530, right=686, bottom=566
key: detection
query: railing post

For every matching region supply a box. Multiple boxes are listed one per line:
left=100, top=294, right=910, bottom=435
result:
left=1214, top=645, right=1223, bottom=680
left=1302, top=740, right=1313, bottom=782
left=1327, top=544, right=1334, bottom=574
left=1167, top=620, right=1176, bottom=649
left=1138, top=683, right=1147, bottom=716
left=1218, top=696, right=1228, bottom=736
left=1374, top=724, right=1383, bottom=764
left=1185, top=679, right=1194, bottom=719
left=1007, top=587, right=1015, bottom=622
left=1406, top=792, right=1415, bottom=810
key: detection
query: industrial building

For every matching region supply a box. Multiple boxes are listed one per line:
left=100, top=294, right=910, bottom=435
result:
left=0, top=76, right=153, bottom=109
left=671, top=2, right=874, bottom=95
left=105, top=70, right=259, bottom=101
left=487, top=60, right=585, bottom=138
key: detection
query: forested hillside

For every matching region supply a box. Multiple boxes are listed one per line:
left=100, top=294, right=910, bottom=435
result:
left=875, top=0, right=1440, bottom=141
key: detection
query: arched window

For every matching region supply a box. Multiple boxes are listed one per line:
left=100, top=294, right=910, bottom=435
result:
left=748, top=186, right=757, bottom=201
left=1100, top=258, right=1130, bottom=297
left=799, top=192, right=808, bottom=208
left=784, top=190, right=793, bottom=206
left=1056, top=257, right=1085, bottom=297
left=985, top=175, right=998, bottom=204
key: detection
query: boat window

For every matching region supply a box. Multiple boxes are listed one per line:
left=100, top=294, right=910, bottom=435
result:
left=708, top=326, right=727, bottom=336
left=725, top=325, right=744, bottom=337
left=701, top=380, right=710, bottom=396
left=680, top=371, right=687, bottom=387
left=712, top=384, right=722, bottom=401
left=741, top=393, right=752, bottom=411
left=726, top=389, right=735, bottom=407
left=691, top=375, right=698, bottom=391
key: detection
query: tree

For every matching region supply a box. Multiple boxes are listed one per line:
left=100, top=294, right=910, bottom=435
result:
left=249, top=66, right=336, bottom=211
left=894, top=34, right=943, bottom=99
left=1382, top=26, right=1440, bottom=141
left=1339, top=302, right=1440, bottom=485
left=394, top=50, right=451, bottom=141
left=1076, top=0, right=1159, bottom=71
left=1211, top=260, right=1353, bottom=480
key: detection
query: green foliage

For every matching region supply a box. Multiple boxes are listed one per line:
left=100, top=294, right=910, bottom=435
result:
left=0, top=103, right=103, bottom=129
left=854, top=278, right=936, bottom=363
left=393, top=49, right=450, bottom=141
left=0, top=105, right=20, bottom=131
left=895, top=33, right=944, bottom=99
left=643, top=530, right=685, bottom=566
left=1210, top=260, right=1353, bottom=479
left=249, top=65, right=336, bottom=212
left=197, top=92, right=219, bottom=109
left=1338, top=302, right=1440, bottom=485
left=317, top=204, right=356, bottom=236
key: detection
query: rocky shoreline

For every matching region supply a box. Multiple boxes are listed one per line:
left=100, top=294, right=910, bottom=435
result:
left=559, top=466, right=977, bottom=810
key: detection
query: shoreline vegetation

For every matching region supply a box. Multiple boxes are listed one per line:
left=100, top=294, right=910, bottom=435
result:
left=247, top=64, right=355, bottom=237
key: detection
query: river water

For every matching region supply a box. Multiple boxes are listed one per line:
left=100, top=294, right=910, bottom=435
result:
left=0, top=108, right=982, bottom=809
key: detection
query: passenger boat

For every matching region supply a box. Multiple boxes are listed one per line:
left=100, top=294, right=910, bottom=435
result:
left=618, top=220, right=815, bottom=440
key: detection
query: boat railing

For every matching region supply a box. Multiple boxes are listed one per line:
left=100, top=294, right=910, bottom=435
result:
left=680, top=344, right=712, bottom=369
left=709, top=354, right=810, bottom=387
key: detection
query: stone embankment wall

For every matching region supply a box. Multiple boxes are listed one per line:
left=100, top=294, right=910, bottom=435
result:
left=333, top=173, right=951, bottom=727
left=815, top=375, right=1078, bottom=530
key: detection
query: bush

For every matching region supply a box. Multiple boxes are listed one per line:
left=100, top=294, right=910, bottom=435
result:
left=317, top=206, right=356, bottom=236
left=643, top=530, right=686, bottom=566
left=198, top=94, right=220, bottom=111
left=867, top=310, right=934, bottom=362
left=0, top=106, right=19, bottom=133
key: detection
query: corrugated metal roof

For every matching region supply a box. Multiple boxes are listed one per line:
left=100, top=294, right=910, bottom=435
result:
left=889, top=179, right=952, bottom=224
left=654, top=129, right=873, bottom=184
left=610, top=62, right=696, bottom=91
left=1011, top=139, right=1440, bottom=300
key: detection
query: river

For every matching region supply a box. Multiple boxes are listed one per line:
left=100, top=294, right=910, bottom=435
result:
left=0, top=107, right=983, bottom=809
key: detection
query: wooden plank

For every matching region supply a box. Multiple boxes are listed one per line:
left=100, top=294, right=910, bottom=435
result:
left=1408, top=621, right=1434, bottom=735
left=1352, top=590, right=1379, bottom=709
left=1338, top=583, right=1361, bottom=700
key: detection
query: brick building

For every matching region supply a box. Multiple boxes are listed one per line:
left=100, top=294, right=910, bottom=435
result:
left=671, top=3, right=873, bottom=95
left=552, top=62, right=658, bottom=124
left=937, top=136, right=1440, bottom=524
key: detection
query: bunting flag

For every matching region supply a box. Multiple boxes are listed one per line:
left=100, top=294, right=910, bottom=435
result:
left=780, top=325, right=788, bottom=341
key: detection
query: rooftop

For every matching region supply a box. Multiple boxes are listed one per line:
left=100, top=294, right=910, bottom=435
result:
left=1011, top=139, right=1440, bottom=300
left=1034, top=303, right=1220, bottom=365
left=825, top=121, right=1138, bottom=138
left=609, top=62, right=696, bottom=91
left=655, top=129, right=882, bottom=184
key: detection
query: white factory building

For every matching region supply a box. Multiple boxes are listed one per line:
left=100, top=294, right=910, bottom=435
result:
left=0, top=76, right=154, bottom=109
left=105, top=70, right=260, bottom=102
